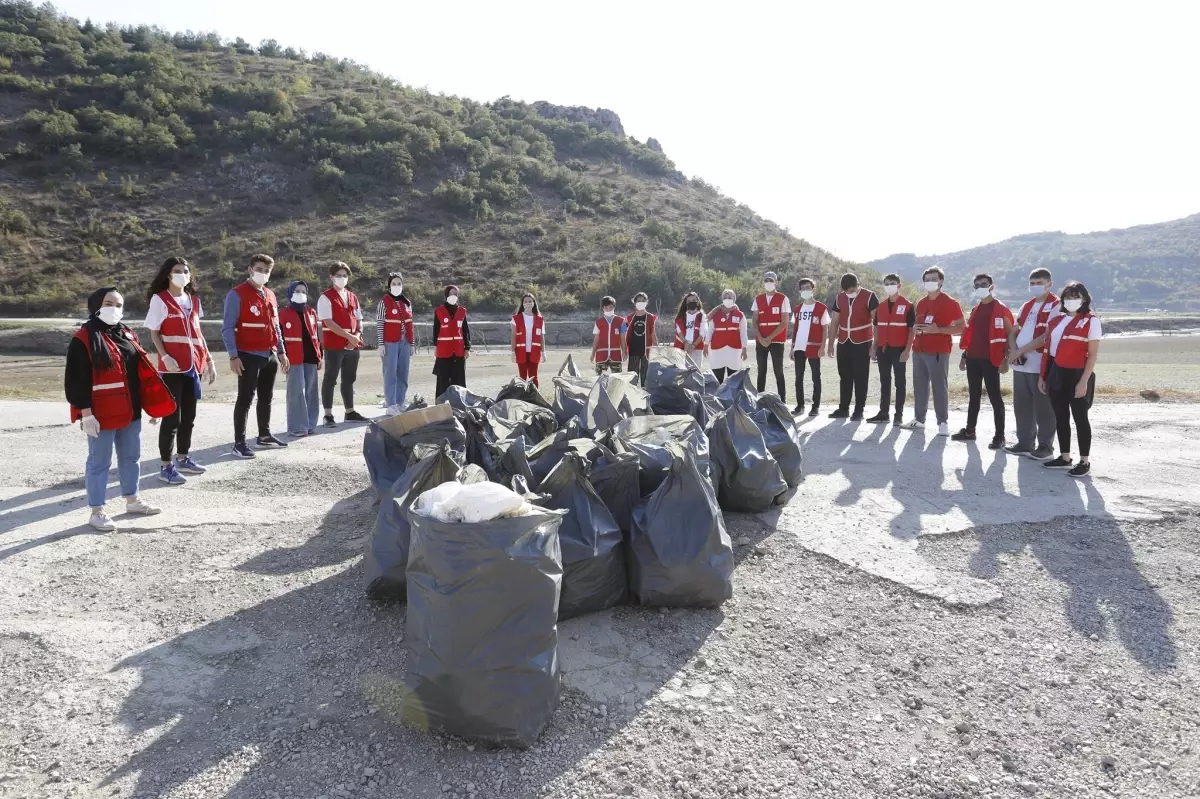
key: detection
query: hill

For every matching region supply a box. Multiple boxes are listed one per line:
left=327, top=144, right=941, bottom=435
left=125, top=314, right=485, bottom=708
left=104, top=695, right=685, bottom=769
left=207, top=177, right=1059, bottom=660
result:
left=0, top=1, right=859, bottom=317
left=868, top=214, right=1200, bottom=311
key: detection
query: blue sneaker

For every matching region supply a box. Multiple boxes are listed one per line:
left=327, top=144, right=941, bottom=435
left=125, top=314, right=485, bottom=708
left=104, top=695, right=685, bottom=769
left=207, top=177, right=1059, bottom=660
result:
left=176, top=455, right=206, bottom=475
left=232, top=442, right=256, bottom=459
left=158, top=463, right=187, bottom=485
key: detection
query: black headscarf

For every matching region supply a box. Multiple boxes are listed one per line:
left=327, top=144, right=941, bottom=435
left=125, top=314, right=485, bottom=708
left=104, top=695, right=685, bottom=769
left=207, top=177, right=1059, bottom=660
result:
left=85, top=286, right=121, bottom=370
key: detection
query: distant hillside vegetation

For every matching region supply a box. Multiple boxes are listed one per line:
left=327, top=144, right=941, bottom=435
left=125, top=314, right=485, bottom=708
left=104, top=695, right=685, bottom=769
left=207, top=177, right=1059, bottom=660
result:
left=0, top=1, right=860, bottom=316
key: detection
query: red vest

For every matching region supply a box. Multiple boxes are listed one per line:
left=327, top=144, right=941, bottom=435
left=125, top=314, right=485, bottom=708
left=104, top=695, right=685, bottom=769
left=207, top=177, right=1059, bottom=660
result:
left=709, top=307, right=744, bottom=350
left=513, top=312, right=545, bottom=364
left=434, top=305, right=467, bottom=358
left=791, top=301, right=829, bottom=358
left=155, top=290, right=209, bottom=374
left=233, top=282, right=279, bottom=353
left=1016, top=293, right=1060, bottom=355
left=874, top=297, right=911, bottom=349
left=279, top=306, right=322, bottom=367
left=674, top=313, right=705, bottom=350
left=624, top=312, right=656, bottom=350
left=754, top=293, right=788, bottom=342
left=321, top=288, right=361, bottom=350
left=69, top=327, right=176, bottom=431
left=959, top=300, right=1014, bottom=367
left=835, top=291, right=875, bottom=344
left=1043, top=313, right=1096, bottom=373
left=381, top=295, right=414, bottom=344
left=595, top=315, right=623, bottom=361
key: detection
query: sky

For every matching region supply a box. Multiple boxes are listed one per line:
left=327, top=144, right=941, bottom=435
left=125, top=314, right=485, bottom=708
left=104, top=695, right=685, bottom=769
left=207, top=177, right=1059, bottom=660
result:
left=50, top=0, right=1200, bottom=263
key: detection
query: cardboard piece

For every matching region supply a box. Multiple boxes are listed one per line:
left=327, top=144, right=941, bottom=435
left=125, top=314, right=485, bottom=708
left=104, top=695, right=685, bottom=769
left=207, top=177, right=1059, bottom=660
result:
left=377, top=403, right=453, bottom=437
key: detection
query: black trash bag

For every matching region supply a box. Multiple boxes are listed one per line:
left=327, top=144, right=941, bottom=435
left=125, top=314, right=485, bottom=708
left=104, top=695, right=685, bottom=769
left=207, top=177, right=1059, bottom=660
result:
left=751, top=394, right=803, bottom=488
left=460, top=410, right=496, bottom=476
left=527, top=422, right=601, bottom=488
left=586, top=448, right=640, bottom=537
left=629, top=449, right=734, bottom=608
left=713, top=369, right=759, bottom=413
left=708, top=403, right=788, bottom=512
left=495, top=377, right=553, bottom=411
left=586, top=372, right=652, bottom=433
left=437, top=385, right=494, bottom=414
left=487, top=399, right=559, bottom=444
left=645, top=349, right=704, bottom=393
left=557, top=354, right=583, bottom=378
left=364, top=443, right=461, bottom=600
left=491, top=434, right=535, bottom=487
left=364, top=416, right=468, bottom=499
left=511, top=474, right=550, bottom=505
left=647, top=382, right=692, bottom=416
left=702, top=369, right=720, bottom=395
left=612, top=414, right=710, bottom=497
left=404, top=394, right=429, bottom=411
left=403, top=504, right=566, bottom=748
left=458, top=463, right=490, bottom=485
left=551, top=376, right=593, bottom=428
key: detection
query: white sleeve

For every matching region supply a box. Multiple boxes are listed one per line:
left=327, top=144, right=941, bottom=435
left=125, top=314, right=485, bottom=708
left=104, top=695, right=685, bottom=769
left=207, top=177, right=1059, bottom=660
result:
left=821, top=310, right=832, bottom=325
left=316, top=294, right=333, bottom=321
left=740, top=316, right=749, bottom=346
left=196, top=296, right=204, bottom=320
left=781, top=297, right=792, bottom=315
left=144, top=295, right=168, bottom=331
left=1089, top=318, right=1103, bottom=340
left=592, top=323, right=600, bottom=336
left=510, top=318, right=516, bottom=327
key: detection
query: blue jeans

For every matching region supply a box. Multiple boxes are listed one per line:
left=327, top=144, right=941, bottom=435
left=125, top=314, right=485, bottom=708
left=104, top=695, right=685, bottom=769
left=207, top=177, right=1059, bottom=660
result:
left=86, top=418, right=142, bottom=509
left=287, top=363, right=320, bottom=434
left=382, top=341, right=412, bottom=407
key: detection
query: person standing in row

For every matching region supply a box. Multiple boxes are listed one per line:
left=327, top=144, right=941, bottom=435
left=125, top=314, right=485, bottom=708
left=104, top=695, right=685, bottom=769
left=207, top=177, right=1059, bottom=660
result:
left=280, top=281, right=322, bottom=436
left=790, top=277, right=829, bottom=417
left=752, top=271, right=790, bottom=401
left=827, top=273, right=878, bottom=420
left=318, top=262, right=367, bottom=426
left=706, top=289, right=748, bottom=383
left=592, top=296, right=625, bottom=375
left=1037, top=281, right=1101, bottom=478
left=624, top=292, right=656, bottom=386
left=66, top=287, right=173, bottom=530
left=1004, top=268, right=1060, bottom=460
left=952, top=274, right=1013, bottom=448
left=376, top=272, right=413, bottom=414
left=511, top=292, right=545, bottom=386
left=432, top=285, right=470, bottom=398
left=904, top=266, right=965, bottom=436
left=223, top=254, right=290, bottom=458
left=145, top=257, right=216, bottom=485
left=866, top=273, right=915, bottom=425
left=674, top=291, right=707, bottom=361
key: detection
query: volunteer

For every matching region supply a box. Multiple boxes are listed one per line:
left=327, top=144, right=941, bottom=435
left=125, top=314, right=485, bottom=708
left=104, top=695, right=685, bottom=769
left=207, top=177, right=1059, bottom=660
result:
left=144, top=256, right=216, bottom=485
left=280, top=281, right=322, bottom=436
left=592, top=296, right=625, bottom=375
left=673, top=291, right=708, bottom=361
left=903, top=266, right=965, bottom=436
left=789, top=277, right=830, bottom=417
left=624, top=292, right=657, bottom=386
left=432, top=284, right=470, bottom=398
left=318, top=261, right=367, bottom=426
left=1035, top=281, right=1100, bottom=478
left=1004, top=268, right=1060, bottom=460
left=826, top=272, right=878, bottom=420
left=866, top=273, right=915, bottom=425
left=222, top=254, right=290, bottom=459
left=375, top=272, right=413, bottom=414
left=752, top=271, right=791, bottom=400
left=511, top=292, right=545, bottom=386
left=65, top=287, right=173, bottom=531
left=705, top=289, right=748, bottom=383
left=952, top=273, right=1013, bottom=448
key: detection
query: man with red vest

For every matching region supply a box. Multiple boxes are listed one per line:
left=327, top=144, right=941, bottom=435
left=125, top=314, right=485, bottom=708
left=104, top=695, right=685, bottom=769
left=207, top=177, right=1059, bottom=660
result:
left=433, top=284, right=471, bottom=399
left=951, top=273, right=1014, bottom=448
left=221, top=254, right=290, bottom=459
left=623, top=292, right=657, bottom=386
left=592, top=295, right=625, bottom=376
left=1003, top=267, right=1060, bottom=459
left=826, top=272, right=879, bottom=420
left=866, top=273, right=916, bottom=425
left=280, top=280, right=323, bottom=436
left=511, top=292, right=545, bottom=386
left=789, top=277, right=830, bottom=417
left=317, top=261, right=368, bottom=427
left=752, top=271, right=791, bottom=401
left=903, top=266, right=966, bottom=436
left=375, top=272, right=414, bottom=414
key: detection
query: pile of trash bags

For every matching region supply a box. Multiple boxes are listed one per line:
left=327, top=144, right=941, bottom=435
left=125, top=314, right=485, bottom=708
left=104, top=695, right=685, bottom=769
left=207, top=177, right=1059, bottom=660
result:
left=360, top=353, right=803, bottom=748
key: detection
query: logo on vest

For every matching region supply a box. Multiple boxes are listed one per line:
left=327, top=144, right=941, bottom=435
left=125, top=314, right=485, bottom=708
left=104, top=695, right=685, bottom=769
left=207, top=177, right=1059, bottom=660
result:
left=285, top=322, right=292, bottom=329
left=994, top=317, right=1004, bottom=329
left=391, top=308, right=398, bottom=315
left=250, top=304, right=262, bottom=317
left=897, top=305, right=906, bottom=314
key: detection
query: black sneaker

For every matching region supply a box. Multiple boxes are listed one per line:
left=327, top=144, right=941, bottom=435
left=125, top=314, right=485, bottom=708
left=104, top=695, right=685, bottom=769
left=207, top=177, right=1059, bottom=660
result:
left=849, top=412, right=864, bottom=422
left=808, top=407, right=819, bottom=418
left=1043, top=455, right=1074, bottom=469
left=256, top=434, right=289, bottom=448
left=1069, top=462, right=1091, bottom=478
left=1004, top=443, right=1033, bottom=455
left=232, top=442, right=256, bottom=459
left=343, top=410, right=370, bottom=423
left=323, top=414, right=337, bottom=428
left=1028, top=446, right=1055, bottom=461
left=951, top=428, right=976, bottom=442
left=792, top=405, right=804, bottom=415
left=828, top=408, right=850, bottom=419
left=988, top=435, right=1005, bottom=450
left=865, top=411, right=890, bottom=424
left=893, top=414, right=903, bottom=426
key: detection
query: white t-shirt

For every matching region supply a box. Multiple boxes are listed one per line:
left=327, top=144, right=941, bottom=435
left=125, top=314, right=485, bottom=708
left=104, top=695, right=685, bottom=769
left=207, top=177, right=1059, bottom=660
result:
left=683, top=311, right=708, bottom=343
left=510, top=314, right=544, bottom=352
left=316, top=289, right=346, bottom=321
left=792, top=303, right=831, bottom=353
left=1049, top=315, right=1101, bottom=358
left=1012, top=300, right=1061, bottom=374
left=145, top=292, right=199, bottom=331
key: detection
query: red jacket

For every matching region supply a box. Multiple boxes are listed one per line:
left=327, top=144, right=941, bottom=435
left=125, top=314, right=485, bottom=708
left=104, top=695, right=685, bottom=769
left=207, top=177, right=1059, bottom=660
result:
left=154, top=290, right=209, bottom=374
left=790, top=301, right=829, bottom=358
left=594, top=315, right=624, bottom=362
left=959, top=300, right=1014, bottom=367
left=233, top=282, right=279, bottom=353
left=1042, top=313, right=1097, bottom=374
left=69, top=327, right=176, bottom=431
left=321, top=288, right=361, bottom=351
left=1015, top=293, right=1060, bottom=355
left=381, top=295, right=414, bottom=344
left=513, top=312, right=545, bottom=364
left=674, top=314, right=705, bottom=351
left=434, top=305, right=467, bottom=359
left=874, top=297, right=911, bottom=349
left=279, top=305, right=322, bottom=368
left=753, top=292, right=788, bottom=343
left=709, top=307, right=745, bottom=350
left=834, top=290, right=875, bottom=344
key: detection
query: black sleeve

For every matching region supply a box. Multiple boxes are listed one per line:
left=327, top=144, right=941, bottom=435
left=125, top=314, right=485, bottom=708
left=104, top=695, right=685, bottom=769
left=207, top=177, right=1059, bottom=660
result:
left=432, top=311, right=442, bottom=345
left=905, top=304, right=917, bottom=326
left=65, top=337, right=93, bottom=410
left=867, top=294, right=880, bottom=313
left=462, top=317, right=472, bottom=351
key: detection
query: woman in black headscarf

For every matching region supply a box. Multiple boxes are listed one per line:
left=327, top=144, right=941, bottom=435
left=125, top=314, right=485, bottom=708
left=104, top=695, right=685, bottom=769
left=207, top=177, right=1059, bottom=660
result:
left=65, top=287, right=176, bottom=531
left=431, top=284, right=471, bottom=399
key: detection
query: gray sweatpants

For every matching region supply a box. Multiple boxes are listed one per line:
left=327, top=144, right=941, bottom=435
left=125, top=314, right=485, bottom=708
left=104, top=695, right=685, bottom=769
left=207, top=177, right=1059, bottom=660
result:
left=1012, top=369, right=1056, bottom=449
left=911, top=352, right=950, bottom=425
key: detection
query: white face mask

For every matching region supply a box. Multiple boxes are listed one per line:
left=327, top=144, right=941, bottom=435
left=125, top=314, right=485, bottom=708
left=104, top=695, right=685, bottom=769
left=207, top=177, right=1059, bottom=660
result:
left=799, top=290, right=814, bottom=301
left=603, top=310, right=615, bottom=318
left=446, top=295, right=458, bottom=306
left=722, top=298, right=735, bottom=309
left=333, top=276, right=348, bottom=289
left=763, top=282, right=775, bottom=293
left=1063, top=298, right=1083, bottom=313
left=845, top=289, right=859, bottom=299
left=171, top=273, right=189, bottom=288
left=924, top=280, right=941, bottom=293
left=884, top=284, right=899, bottom=296
left=390, top=285, right=403, bottom=297
left=291, top=293, right=308, bottom=305
left=251, top=271, right=270, bottom=286
left=635, top=301, right=647, bottom=311
left=1030, top=284, right=1047, bottom=296
left=974, top=286, right=992, bottom=300
left=97, top=306, right=123, bottom=326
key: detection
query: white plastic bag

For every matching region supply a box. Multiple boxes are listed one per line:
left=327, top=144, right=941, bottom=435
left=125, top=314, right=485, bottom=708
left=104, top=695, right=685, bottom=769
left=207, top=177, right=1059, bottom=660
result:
left=414, top=481, right=528, bottom=523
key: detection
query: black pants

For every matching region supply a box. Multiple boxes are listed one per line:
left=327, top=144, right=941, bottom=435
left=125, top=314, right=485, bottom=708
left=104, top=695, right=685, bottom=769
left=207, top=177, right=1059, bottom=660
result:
left=965, top=357, right=1005, bottom=435
left=793, top=353, right=822, bottom=410
left=159, top=372, right=197, bottom=461
left=321, top=348, right=360, bottom=411
left=233, top=352, right=278, bottom=444
left=836, top=340, right=871, bottom=414
left=712, top=366, right=742, bottom=384
left=1048, top=364, right=1093, bottom=457
left=627, top=355, right=649, bottom=387
left=434, top=356, right=467, bottom=399
left=755, top=342, right=787, bottom=401
left=876, top=346, right=907, bottom=417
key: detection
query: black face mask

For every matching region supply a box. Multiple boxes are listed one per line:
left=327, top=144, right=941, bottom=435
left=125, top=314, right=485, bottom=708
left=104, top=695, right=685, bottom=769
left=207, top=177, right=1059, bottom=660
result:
left=686, top=302, right=699, bottom=311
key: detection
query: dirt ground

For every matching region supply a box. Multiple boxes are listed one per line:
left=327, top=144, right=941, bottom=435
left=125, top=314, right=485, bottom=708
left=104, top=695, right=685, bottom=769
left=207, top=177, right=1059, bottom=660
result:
left=1, top=373, right=1199, bottom=797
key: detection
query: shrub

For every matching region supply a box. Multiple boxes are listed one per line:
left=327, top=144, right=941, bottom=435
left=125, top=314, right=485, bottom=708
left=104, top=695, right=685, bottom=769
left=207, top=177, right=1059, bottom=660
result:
left=0, top=208, right=33, bottom=235
left=432, top=180, right=476, bottom=214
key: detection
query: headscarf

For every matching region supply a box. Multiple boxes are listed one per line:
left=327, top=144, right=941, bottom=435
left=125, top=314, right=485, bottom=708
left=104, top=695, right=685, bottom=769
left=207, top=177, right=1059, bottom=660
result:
left=443, top=284, right=461, bottom=309
left=385, top=272, right=409, bottom=306
left=85, top=286, right=121, bottom=370
left=287, top=280, right=309, bottom=314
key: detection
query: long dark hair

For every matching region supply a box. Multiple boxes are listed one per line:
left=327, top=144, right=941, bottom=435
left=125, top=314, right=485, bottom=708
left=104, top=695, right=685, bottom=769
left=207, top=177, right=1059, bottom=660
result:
left=146, top=256, right=195, bottom=302
left=675, top=290, right=703, bottom=320
left=85, top=286, right=122, bottom=370
left=515, top=292, right=540, bottom=317
left=1061, top=280, right=1093, bottom=316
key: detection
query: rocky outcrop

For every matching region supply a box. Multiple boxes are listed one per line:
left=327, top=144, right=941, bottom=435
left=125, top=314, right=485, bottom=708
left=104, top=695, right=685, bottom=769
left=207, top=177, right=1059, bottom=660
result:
left=646, top=137, right=663, bottom=153
left=532, top=102, right=625, bottom=137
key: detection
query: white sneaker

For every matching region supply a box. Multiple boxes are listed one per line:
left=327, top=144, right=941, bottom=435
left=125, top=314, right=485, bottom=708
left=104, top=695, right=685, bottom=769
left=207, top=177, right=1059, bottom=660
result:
left=386, top=404, right=404, bottom=416
left=89, top=510, right=117, bottom=532
left=901, top=419, right=925, bottom=430
left=124, top=499, right=162, bottom=516
left=937, top=423, right=950, bottom=436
